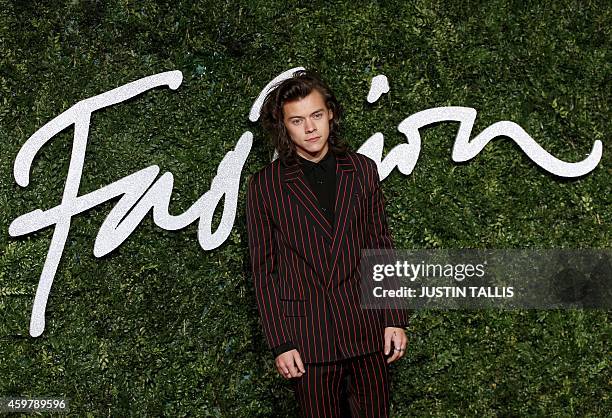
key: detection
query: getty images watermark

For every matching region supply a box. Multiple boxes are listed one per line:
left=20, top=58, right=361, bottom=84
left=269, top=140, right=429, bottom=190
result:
left=360, top=249, right=611, bottom=309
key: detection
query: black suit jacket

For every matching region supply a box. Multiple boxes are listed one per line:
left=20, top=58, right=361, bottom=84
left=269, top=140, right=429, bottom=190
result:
left=246, top=150, right=408, bottom=363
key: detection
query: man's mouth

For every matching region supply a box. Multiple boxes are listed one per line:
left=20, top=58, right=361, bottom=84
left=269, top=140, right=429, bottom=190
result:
left=306, top=136, right=320, bottom=142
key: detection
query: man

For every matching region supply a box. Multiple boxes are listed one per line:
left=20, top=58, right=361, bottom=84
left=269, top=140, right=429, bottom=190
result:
left=246, top=70, right=408, bottom=417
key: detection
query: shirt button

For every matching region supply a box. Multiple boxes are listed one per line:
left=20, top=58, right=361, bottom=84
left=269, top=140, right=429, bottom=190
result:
left=317, top=180, right=324, bottom=184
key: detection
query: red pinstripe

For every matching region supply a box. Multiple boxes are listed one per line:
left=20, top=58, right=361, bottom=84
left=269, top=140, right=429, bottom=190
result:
left=291, top=351, right=390, bottom=417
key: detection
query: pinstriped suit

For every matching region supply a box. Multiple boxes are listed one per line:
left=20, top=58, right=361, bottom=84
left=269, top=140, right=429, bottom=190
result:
left=246, top=150, right=409, bottom=364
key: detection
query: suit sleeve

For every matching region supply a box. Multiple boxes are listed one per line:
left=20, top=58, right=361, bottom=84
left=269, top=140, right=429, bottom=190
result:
left=364, top=159, right=410, bottom=328
left=271, top=342, right=297, bottom=358
left=246, top=174, right=294, bottom=353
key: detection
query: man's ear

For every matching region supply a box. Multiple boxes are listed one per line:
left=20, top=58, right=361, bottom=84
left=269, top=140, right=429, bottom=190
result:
left=328, top=109, right=333, bottom=120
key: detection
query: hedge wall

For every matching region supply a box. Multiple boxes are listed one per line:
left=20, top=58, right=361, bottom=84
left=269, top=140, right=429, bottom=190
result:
left=0, top=0, right=609, bottom=416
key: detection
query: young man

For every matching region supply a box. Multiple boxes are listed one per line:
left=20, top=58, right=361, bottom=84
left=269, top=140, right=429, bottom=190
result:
left=246, top=70, right=408, bottom=417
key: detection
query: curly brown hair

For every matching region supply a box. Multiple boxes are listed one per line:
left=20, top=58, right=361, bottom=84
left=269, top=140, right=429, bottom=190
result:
left=259, top=69, right=349, bottom=165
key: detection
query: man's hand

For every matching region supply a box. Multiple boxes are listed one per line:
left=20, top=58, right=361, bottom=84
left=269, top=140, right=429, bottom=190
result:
left=384, top=327, right=407, bottom=364
left=275, top=349, right=306, bottom=379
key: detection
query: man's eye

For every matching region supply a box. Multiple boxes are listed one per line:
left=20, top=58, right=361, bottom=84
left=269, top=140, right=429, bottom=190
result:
left=292, top=119, right=301, bottom=125
left=313, top=113, right=322, bottom=119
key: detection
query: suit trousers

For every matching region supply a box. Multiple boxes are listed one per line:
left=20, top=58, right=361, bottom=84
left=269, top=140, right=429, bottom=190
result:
left=291, top=351, right=390, bottom=418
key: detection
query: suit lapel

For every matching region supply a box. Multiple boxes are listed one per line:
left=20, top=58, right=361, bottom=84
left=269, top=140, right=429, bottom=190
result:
left=328, top=153, right=358, bottom=286
left=283, top=161, right=333, bottom=243
left=281, top=152, right=358, bottom=287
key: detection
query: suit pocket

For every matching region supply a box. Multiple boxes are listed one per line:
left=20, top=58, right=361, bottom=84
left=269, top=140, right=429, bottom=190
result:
left=281, top=300, right=306, bottom=317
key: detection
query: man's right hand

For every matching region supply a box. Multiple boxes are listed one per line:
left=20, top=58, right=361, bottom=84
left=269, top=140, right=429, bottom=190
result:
left=275, top=349, right=306, bottom=379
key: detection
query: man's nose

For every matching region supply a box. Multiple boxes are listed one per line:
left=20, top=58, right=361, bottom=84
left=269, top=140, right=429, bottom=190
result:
left=304, top=118, right=316, bottom=132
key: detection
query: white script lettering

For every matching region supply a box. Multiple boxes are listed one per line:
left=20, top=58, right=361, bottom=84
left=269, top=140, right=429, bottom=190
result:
left=10, top=68, right=603, bottom=336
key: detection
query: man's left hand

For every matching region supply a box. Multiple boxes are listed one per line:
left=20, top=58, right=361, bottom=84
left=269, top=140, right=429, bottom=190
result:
left=384, top=327, right=407, bottom=364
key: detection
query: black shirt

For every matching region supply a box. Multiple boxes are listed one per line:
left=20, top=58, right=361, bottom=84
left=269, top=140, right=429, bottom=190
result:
left=297, top=148, right=336, bottom=227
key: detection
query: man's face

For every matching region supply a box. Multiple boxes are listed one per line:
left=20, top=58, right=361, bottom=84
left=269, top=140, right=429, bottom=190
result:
left=282, top=89, right=334, bottom=162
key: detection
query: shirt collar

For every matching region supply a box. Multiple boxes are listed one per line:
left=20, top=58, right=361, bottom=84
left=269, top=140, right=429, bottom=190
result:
left=297, top=147, right=335, bottom=172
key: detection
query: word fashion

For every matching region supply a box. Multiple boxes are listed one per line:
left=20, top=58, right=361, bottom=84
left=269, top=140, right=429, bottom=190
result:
left=9, top=68, right=603, bottom=336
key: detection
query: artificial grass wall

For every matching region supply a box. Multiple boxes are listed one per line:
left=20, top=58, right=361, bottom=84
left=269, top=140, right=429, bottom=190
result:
left=0, top=0, right=609, bottom=416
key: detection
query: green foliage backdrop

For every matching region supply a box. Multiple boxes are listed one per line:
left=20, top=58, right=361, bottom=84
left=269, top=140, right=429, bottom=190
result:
left=0, top=0, right=609, bottom=416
